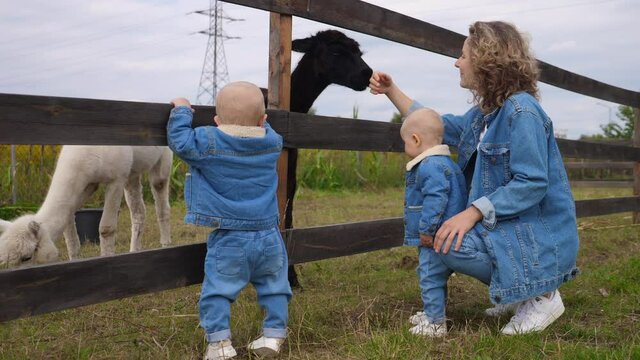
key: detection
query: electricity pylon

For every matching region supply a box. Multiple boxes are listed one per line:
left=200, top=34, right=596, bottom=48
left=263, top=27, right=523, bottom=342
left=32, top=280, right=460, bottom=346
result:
left=194, top=0, right=242, bottom=105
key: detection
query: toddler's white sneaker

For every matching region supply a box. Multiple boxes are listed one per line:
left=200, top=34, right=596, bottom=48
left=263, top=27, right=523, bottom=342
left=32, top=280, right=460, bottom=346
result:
left=409, top=318, right=447, bottom=337
left=248, top=336, right=284, bottom=357
left=409, top=311, right=428, bottom=325
left=204, top=339, right=236, bottom=360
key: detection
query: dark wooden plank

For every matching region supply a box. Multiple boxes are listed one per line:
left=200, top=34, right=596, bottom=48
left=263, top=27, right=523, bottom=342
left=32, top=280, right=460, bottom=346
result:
left=564, top=161, right=634, bottom=170
left=557, top=138, right=640, bottom=162
left=633, top=108, right=640, bottom=224
left=537, top=61, right=640, bottom=108
left=570, top=181, right=633, bottom=188
left=575, top=196, right=640, bottom=218
left=286, top=112, right=403, bottom=152
left=0, top=218, right=403, bottom=322
left=0, top=243, right=206, bottom=322
left=268, top=12, right=294, bottom=229
left=3, top=93, right=640, bottom=160
left=221, top=0, right=640, bottom=108
left=287, top=218, right=404, bottom=264
left=0, top=93, right=405, bottom=151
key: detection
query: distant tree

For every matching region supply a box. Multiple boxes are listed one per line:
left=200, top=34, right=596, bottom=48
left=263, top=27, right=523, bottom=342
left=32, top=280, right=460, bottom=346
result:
left=599, top=105, right=636, bottom=139
left=390, top=112, right=403, bottom=124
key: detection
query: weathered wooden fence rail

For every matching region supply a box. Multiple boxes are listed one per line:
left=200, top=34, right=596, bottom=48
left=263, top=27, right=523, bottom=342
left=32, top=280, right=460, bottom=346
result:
left=1, top=0, right=639, bottom=322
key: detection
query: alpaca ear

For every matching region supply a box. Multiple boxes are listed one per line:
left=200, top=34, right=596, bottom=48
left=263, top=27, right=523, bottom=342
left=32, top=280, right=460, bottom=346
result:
left=0, top=219, right=11, bottom=233
left=292, top=37, right=314, bottom=53
left=28, top=221, right=41, bottom=237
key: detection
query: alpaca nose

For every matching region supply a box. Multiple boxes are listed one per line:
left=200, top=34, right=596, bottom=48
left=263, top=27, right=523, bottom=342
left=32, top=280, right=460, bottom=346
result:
left=361, top=67, right=373, bottom=78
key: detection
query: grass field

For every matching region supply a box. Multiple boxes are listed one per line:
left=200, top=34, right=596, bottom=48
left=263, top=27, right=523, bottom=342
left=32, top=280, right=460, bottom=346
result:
left=1, top=187, right=639, bottom=359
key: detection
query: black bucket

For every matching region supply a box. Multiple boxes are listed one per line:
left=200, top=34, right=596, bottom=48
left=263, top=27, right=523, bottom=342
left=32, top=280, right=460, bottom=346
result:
left=75, top=208, right=103, bottom=244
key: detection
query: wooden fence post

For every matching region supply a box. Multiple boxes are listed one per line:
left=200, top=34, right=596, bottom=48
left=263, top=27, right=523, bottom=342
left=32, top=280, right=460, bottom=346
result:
left=267, top=13, right=293, bottom=229
left=633, top=107, right=640, bottom=224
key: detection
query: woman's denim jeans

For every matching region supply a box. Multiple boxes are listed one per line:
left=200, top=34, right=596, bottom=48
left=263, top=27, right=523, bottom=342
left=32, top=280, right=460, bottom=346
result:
left=417, top=233, right=492, bottom=323
left=200, top=228, right=292, bottom=342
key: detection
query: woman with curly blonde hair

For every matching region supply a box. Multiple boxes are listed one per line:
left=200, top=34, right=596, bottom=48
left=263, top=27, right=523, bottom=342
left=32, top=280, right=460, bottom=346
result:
left=370, top=21, right=579, bottom=336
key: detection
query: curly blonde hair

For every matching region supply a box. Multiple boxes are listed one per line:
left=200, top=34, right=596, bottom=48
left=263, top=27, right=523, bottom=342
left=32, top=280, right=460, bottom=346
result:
left=467, top=21, right=539, bottom=113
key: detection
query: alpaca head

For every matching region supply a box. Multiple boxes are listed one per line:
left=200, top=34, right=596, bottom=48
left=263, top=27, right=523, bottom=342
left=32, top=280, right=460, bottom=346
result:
left=292, top=30, right=373, bottom=91
left=0, top=215, right=59, bottom=268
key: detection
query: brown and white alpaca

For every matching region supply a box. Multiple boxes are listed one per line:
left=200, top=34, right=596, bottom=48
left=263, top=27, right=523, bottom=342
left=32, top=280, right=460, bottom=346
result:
left=0, top=146, right=172, bottom=268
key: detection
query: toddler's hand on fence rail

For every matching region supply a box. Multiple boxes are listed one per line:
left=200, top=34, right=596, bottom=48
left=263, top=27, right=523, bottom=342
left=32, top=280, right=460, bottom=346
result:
left=170, top=97, right=193, bottom=110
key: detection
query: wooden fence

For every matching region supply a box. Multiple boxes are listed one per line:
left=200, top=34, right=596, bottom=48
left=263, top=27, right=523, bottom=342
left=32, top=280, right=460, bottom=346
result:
left=0, top=0, right=639, bottom=323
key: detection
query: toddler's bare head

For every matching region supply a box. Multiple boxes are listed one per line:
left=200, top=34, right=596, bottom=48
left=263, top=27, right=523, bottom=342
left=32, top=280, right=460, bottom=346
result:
left=215, top=81, right=266, bottom=126
left=400, top=108, right=443, bottom=157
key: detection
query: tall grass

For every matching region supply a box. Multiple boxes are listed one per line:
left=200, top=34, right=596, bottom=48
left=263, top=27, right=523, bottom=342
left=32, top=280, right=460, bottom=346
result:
left=298, top=150, right=406, bottom=190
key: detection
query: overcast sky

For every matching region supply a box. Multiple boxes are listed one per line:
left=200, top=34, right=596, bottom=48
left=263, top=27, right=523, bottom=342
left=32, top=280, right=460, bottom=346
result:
left=1, top=0, right=638, bottom=139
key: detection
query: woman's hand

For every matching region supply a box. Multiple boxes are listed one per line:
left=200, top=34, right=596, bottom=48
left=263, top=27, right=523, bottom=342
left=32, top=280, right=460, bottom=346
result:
left=369, top=71, right=394, bottom=95
left=434, top=206, right=483, bottom=254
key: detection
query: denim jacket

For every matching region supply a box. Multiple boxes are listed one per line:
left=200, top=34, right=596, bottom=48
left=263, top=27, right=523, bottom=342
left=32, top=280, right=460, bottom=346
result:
left=410, top=92, right=579, bottom=304
left=404, top=145, right=468, bottom=246
left=167, top=106, right=282, bottom=230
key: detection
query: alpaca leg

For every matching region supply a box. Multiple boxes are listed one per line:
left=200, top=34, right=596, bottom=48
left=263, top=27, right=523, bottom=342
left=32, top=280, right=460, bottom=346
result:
left=149, top=150, right=172, bottom=248
left=63, top=219, right=81, bottom=259
left=99, top=181, right=125, bottom=256
left=124, top=175, right=146, bottom=252
left=63, top=183, right=99, bottom=260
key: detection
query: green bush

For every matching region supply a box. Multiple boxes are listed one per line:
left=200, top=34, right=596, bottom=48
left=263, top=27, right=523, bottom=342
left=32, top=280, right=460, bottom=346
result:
left=0, top=205, right=39, bottom=220
left=298, top=149, right=406, bottom=191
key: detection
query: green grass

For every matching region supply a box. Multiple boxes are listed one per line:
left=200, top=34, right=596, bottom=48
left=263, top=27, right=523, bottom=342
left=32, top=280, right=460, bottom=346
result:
left=0, top=187, right=638, bottom=359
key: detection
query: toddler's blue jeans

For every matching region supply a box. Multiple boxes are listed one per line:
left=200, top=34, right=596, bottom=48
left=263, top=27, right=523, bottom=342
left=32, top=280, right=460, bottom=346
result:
left=199, top=228, right=292, bottom=342
left=417, top=232, right=492, bottom=323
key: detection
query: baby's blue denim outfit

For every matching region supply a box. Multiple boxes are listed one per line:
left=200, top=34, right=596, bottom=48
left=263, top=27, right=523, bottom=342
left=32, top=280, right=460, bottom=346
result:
left=410, top=92, right=580, bottom=305
left=404, top=145, right=468, bottom=323
left=167, top=106, right=292, bottom=342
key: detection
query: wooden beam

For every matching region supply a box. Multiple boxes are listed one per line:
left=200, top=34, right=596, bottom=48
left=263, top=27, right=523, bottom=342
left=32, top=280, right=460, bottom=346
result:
left=570, top=181, right=633, bottom=188
left=633, top=107, right=640, bottom=223
left=0, top=218, right=403, bottom=322
left=564, top=161, right=634, bottom=170
left=286, top=218, right=403, bottom=264
left=575, top=196, right=640, bottom=218
left=557, top=138, right=640, bottom=162
left=268, top=13, right=293, bottom=229
left=219, top=0, right=640, bottom=108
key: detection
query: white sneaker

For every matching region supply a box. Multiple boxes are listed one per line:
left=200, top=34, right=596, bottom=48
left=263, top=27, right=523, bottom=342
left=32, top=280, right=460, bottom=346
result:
left=501, top=290, right=565, bottom=335
left=409, top=311, right=428, bottom=325
left=485, top=302, right=521, bottom=317
left=204, top=339, right=237, bottom=360
left=409, top=318, right=447, bottom=337
left=248, top=336, right=284, bottom=357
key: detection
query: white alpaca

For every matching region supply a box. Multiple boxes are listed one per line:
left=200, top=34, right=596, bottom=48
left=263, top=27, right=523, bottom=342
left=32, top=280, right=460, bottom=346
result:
left=0, top=145, right=172, bottom=268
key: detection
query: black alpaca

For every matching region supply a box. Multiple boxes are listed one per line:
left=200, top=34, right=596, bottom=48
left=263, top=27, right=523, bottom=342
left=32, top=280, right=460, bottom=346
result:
left=286, top=30, right=373, bottom=288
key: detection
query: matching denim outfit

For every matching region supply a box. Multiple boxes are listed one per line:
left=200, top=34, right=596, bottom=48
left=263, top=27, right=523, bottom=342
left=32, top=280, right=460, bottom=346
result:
left=410, top=92, right=580, bottom=305
left=167, top=106, right=292, bottom=342
left=404, top=145, right=468, bottom=323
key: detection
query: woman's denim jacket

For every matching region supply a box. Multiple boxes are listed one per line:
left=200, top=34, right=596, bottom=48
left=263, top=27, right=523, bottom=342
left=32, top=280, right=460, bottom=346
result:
left=167, top=106, right=281, bottom=230
left=410, top=92, right=579, bottom=304
left=404, top=145, right=468, bottom=246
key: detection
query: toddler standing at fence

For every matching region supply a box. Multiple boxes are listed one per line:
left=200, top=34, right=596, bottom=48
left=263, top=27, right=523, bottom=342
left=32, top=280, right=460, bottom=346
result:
left=167, top=81, right=291, bottom=360
left=400, top=108, right=468, bottom=337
